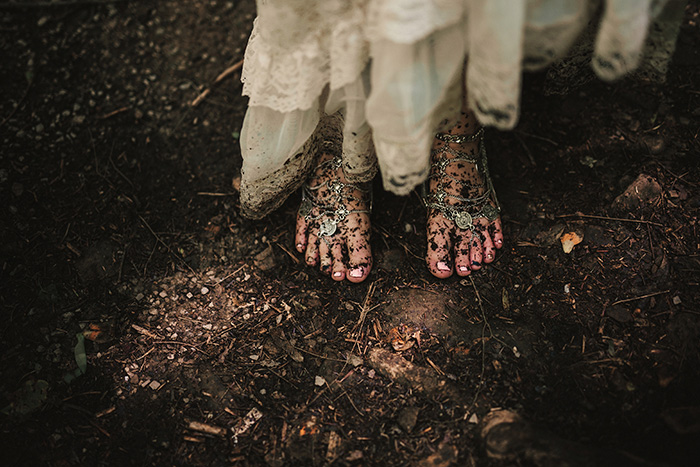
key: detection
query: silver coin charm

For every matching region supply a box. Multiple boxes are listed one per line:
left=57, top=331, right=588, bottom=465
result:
left=455, top=211, right=473, bottom=230
left=483, top=204, right=499, bottom=221
left=318, top=219, right=337, bottom=237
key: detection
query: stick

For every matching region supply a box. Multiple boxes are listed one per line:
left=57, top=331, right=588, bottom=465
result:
left=187, top=421, right=226, bottom=437
left=191, top=59, right=244, bottom=107
left=556, top=213, right=663, bottom=227
left=610, top=290, right=670, bottom=306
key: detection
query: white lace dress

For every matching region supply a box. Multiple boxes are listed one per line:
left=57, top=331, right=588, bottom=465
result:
left=238, top=0, right=682, bottom=219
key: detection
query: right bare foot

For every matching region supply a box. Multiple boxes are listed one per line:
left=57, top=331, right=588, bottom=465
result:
left=295, top=149, right=372, bottom=283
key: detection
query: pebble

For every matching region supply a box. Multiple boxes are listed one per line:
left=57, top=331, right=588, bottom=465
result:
left=201, top=286, right=209, bottom=295
left=314, top=376, right=326, bottom=387
left=149, top=381, right=161, bottom=391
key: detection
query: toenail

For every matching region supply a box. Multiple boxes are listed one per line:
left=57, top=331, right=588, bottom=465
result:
left=486, top=253, right=493, bottom=260
left=333, top=271, right=343, bottom=278
left=349, top=267, right=364, bottom=278
left=495, top=239, right=503, bottom=246
left=458, top=265, right=469, bottom=273
left=296, top=243, right=303, bottom=251
left=437, top=261, right=450, bottom=272
left=472, top=261, right=481, bottom=267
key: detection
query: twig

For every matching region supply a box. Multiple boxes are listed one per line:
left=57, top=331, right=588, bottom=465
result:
left=352, top=282, right=377, bottom=340
left=610, top=290, right=670, bottom=306
left=196, top=192, right=237, bottom=197
left=191, top=59, right=244, bottom=107
left=187, top=421, right=226, bottom=437
left=154, top=340, right=210, bottom=356
left=131, top=324, right=161, bottom=339
left=513, top=133, right=537, bottom=166
left=556, top=213, right=663, bottom=227
left=514, top=130, right=560, bottom=147
left=138, top=215, right=197, bottom=276
left=98, top=107, right=129, bottom=119
left=275, top=242, right=300, bottom=265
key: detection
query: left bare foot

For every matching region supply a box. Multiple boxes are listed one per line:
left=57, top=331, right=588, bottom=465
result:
left=425, top=112, right=503, bottom=279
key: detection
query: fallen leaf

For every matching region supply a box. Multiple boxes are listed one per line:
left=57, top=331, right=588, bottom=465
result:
left=560, top=231, right=583, bottom=254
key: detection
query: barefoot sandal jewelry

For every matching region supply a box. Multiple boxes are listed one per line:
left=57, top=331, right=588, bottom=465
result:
left=300, top=152, right=372, bottom=247
left=425, top=127, right=501, bottom=231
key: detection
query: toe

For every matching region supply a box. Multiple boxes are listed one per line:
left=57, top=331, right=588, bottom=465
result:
left=346, top=215, right=371, bottom=283
left=426, top=214, right=453, bottom=279
left=490, top=218, right=504, bottom=249
left=330, top=242, right=346, bottom=281
left=295, top=213, right=309, bottom=253
left=453, top=231, right=472, bottom=276
left=305, top=231, right=320, bottom=267
left=469, top=232, right=484, bottom=270
left=318, top=237, right=333, bottom=275
left=481, top=227, right=496, bottom=264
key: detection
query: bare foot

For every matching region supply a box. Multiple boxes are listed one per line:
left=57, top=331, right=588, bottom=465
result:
left=295, top=149, right=372, bottom=283
left=425, top=112, right=503, bottom=279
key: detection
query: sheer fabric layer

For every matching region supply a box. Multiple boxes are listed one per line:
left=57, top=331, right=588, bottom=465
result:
left=240, top=0, right=678, bottom=218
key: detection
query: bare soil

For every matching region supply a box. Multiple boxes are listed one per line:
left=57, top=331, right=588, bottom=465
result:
left=1, top=1, right=699, bottom=466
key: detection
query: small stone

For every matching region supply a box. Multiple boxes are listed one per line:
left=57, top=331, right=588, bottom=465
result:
left=202, top=323, right=212, bottom=330
left=607, top=306, right=632, bottom=323
left=468, top=413, right=479, bottom=424
left=346, top=353, right=363, bottom=367
left=254, top=245, right=277, bottom=271
left=149, top=381, right=161, bottom=391
left=314, top=376, right=326, bottom=387
left=672, top=296, right=682, bottom=305
left=159, top=290, right=167, bottom=298
left=611, top=174, right=662, bottom=211
left=186, top=292, right=193, bottom=299
left=397, top=407, right=420, bottom=432
left=200, top=286, right=209, bottom=295
left=135, top=293, right=144, bottom=301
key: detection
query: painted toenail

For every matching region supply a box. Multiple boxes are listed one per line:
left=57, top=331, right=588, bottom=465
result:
left=333, top=271, right=343, bottom=278
left=472, top=261, right=481, bottom=267
left=349, top=267, right=364, bottom=278
left=437, top=261, right=450, bottom=272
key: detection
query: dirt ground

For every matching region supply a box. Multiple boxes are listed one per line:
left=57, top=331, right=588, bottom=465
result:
left=1, top=1, right=699, bottom=466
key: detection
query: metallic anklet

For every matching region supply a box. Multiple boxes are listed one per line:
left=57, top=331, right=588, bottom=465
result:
left=299, top=156, right=371, bottom=242
left=425, top=131, right=500, bottom=231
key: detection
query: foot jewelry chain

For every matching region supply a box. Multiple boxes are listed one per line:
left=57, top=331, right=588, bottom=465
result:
left=425, top=129, right=500, bottom=231
left=300, top=156, right=371, bottom=244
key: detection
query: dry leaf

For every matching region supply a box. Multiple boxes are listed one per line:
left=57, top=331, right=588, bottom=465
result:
left=560, top=231, right=583, bottom=254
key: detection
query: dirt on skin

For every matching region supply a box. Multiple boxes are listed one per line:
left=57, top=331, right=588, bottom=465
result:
left=1, top=1, right=700, bottom=466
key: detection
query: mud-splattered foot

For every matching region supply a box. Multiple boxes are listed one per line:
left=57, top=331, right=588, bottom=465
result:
left=295, top=150, right=372, bottom=283
left=425, top=112, right=503, bottom=279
